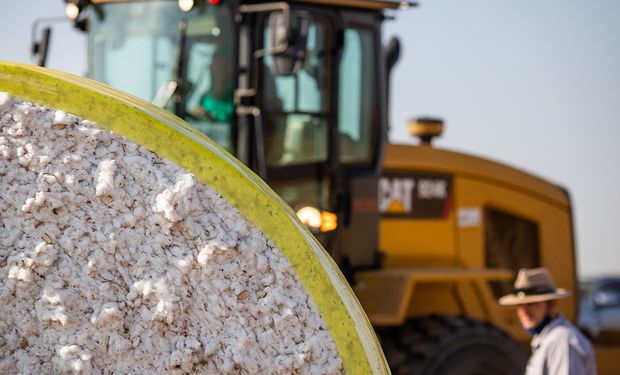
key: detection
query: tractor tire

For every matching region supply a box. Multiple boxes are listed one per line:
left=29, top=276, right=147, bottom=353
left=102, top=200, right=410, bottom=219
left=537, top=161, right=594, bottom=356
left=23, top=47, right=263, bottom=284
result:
left=378, top=315, right=528, bottom=375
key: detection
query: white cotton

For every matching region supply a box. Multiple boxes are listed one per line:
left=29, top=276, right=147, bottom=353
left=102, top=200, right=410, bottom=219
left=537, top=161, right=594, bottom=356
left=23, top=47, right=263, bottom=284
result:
left=95, top=159, right=116, bottom=197
left=54, top=345, right=92, bottom=375
left=53, top=110, right=70, bottom=126
left=8, top=266, right=33, bottom=282
left=0, top=94, right=342, bottom=374
left=153, top=173, right=195, bottom=222
left=90, top=302, right=122, bottom=327
left=0, top=92, right=10, bottom=110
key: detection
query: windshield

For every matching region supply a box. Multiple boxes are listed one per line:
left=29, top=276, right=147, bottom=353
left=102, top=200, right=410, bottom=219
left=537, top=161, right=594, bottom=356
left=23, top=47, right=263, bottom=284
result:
left=262, top=19, right=330, bottom=167
left=261, top=20, right=376, bottom=168
left=88, top=1, right=235, bottom=150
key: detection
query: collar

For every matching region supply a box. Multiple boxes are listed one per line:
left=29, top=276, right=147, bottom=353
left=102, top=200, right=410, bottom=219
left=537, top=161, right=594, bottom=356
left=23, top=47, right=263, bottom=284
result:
left=527, top=314, right=552, bottom=335
left=531, top=315, right=564, bottom=348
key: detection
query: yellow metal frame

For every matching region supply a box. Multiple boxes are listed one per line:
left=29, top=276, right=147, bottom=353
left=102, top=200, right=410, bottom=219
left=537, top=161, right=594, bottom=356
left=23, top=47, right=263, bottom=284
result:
left=0, top=61, right=388, bottom=374
left=384, top=144, right=569, bottom=209
left=354, top=267, right=513, bottom=326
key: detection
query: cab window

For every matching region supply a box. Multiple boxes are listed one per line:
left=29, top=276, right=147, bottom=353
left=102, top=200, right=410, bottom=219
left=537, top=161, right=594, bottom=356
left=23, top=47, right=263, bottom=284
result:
left=89, top=2, right=235, bottom=151
left=262, top=19, right=331, bottom=166
left=338, top=27, right=376, bottom=164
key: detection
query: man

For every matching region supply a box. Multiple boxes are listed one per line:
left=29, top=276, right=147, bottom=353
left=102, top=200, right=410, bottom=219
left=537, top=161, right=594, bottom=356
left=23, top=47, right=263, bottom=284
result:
left=499, top=268, right=597, bottom=375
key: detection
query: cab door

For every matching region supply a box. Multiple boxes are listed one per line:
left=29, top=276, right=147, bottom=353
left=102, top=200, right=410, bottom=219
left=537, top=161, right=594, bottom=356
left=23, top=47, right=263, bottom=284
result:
left=237, top=4, right=385, bottom=269
left=332, top=11, right=386, bottom=270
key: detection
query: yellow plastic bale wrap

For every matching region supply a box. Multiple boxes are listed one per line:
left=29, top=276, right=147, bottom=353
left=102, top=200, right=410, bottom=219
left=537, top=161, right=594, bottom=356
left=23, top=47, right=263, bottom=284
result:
left=0, top=61, right=388, bottom=374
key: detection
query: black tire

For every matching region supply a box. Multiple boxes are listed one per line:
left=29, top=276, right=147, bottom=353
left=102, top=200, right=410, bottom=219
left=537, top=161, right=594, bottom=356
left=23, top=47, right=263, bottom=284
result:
left=378, top=315, right=528, bottom=375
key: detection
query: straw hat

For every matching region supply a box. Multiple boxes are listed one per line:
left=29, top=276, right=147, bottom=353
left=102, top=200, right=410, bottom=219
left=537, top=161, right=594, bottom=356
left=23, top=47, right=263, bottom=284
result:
left=499, top=268, right=570, bottom=306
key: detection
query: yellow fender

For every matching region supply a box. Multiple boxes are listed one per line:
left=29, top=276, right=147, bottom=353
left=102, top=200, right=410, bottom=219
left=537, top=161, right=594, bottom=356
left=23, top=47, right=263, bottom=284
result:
left=0, top=61, right=389, bottom=374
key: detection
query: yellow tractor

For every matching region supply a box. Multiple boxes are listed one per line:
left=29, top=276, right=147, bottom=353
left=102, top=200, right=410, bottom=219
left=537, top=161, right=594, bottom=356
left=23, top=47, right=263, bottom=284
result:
left=43, top=0, right=617, bottom=373
left=359, top=119, right=575, bottom=373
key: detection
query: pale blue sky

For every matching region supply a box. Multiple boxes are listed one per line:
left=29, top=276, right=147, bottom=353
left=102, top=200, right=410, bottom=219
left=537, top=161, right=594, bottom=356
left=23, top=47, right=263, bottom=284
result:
left=384, top=0, right=620, bottom=278
left=1, top=0, right=618, bottom=278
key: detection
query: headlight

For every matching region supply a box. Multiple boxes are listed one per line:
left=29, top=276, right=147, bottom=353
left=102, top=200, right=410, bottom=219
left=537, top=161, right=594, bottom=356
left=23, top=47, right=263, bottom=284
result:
left=178, top=0, right=194, bottom=12
left=65, top=3, right=81, bottom=20
left=296, top=206, right=337, bottom=233
left=296, top=206, right=322, bottom=230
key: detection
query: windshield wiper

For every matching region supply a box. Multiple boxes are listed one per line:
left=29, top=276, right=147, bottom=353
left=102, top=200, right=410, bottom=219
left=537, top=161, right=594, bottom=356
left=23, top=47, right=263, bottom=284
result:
left=152, top=19, right=190, bottom=114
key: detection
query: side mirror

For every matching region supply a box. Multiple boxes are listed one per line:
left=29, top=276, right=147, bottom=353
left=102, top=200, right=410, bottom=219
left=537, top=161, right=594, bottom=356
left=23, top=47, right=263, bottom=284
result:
left=266, top=11, right=310, bottom=76
left=384, top=36, right=401, bottom=75
left=593, top=290, right=620, bottom=308
left=32, top=27, right=52, bottom=67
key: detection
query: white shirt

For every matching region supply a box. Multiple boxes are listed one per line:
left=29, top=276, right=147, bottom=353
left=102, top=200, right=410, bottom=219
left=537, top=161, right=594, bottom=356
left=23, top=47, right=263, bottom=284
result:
left=526, top=315, right=597, bottom=375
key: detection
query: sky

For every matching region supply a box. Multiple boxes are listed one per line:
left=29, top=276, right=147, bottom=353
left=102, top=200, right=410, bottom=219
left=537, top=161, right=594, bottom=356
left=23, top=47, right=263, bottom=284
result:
left=1, top=0, right=619, bottom=278
left=383, top=0, right=620, bottom=279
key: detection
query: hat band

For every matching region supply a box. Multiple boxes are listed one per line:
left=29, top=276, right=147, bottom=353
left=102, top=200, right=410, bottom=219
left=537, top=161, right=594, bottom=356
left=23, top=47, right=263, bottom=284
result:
left=512, top=286, right=556, bottom=296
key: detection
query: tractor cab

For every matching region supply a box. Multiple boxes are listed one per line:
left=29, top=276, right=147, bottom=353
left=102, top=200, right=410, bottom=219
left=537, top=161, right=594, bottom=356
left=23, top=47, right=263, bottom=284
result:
left=63, top=0, right=404, bottom=271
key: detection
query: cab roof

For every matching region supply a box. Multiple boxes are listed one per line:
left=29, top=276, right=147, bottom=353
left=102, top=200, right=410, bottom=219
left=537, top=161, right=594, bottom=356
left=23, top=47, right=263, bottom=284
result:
left=289, top=0, right=411, bottom=10
left=385, top=143, right=571, bottom=209
left=91, top=0, right=413, bottom=10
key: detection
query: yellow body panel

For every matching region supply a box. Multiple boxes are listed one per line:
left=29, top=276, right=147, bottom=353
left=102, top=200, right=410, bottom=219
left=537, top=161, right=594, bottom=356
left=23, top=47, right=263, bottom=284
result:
left=365, top=143, right=578, bottom=345
left=380, top=217, right=456, bottom=267
left=354, top=267, right=512, bottom=325
left=594, top=346, right=620, bottom=375
left=455, top=175, right=578, bottom=321
left=384, top=144, right=569, bottom=208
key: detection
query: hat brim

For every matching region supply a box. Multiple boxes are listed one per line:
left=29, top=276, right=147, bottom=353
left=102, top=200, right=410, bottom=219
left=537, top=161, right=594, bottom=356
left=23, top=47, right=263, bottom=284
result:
left=498, top=288, right=570, bottom=306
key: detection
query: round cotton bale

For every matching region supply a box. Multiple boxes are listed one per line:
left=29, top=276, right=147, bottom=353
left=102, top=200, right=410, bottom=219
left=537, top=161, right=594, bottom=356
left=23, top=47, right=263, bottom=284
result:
left=0, top=62, right=388, bottom=374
